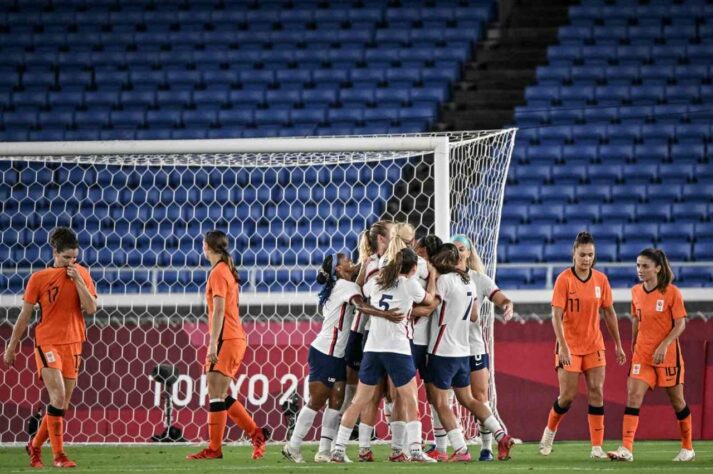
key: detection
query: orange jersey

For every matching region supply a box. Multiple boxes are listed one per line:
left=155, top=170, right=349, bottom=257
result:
left=206, top=261, right=245, bottom=341
left=551, top=267, right=613, bottom=355
left=631, top=283, right=686, bottom=367
left=24, top=265, right=97, bottom=346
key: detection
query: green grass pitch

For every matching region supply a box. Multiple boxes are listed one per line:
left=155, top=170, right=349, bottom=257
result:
left=2, top=441, right=711, bottom=472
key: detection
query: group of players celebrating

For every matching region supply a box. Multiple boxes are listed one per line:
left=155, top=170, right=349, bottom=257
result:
left=281, top=221, right=516, bottom=463
left=2, top=224, right=695, bottom=467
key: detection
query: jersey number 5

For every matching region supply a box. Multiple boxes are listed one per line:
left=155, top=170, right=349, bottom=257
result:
left=379, top=294, right=394, bottom=311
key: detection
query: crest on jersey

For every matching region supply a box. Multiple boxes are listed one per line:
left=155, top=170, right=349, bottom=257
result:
left=595, top=286, right=601, bottom=298
left=656, top=299, right=664, bottom=312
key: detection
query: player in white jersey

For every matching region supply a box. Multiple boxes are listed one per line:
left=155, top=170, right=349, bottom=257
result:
left=331, top=248, right=438, bottom=463
left=282, top=253, right=402, bottom=464
left=427, top=244, right=516, bottom=461
left=452, top=234, right=514, bottom=461
left=347, top=221, right=393, bottom=461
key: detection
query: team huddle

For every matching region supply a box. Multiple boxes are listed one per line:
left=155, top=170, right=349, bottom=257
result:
left=2, top=225, right=695, bottom=466
left=281, top=221, right=516, bottom=463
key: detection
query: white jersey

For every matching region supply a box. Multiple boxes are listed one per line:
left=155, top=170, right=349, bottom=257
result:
left=364, top=275, right=425, bottom=355
left=468, top=270, right=500, bottom=356
left=429, top=272, right=477, bottom=357
left=358, top=254, right=381, bottom=333
left=376, top=254, right=431, bottom=344
left=311, top=279, right=361, bottom=358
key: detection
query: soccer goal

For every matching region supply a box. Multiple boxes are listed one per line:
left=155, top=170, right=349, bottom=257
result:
left=0, top=130, right=515, bottom=444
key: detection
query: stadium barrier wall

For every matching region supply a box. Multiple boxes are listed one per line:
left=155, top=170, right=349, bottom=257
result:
left=2, top=319, right=711, bottom=443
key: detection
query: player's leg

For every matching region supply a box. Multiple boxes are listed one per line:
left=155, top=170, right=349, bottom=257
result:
left=453, top=385, right=514, bottom=461
left=540, top=361, right=580, bottom=456
left=388, top=378, right=409, bottom=459
left=429, top=383, right=468, bottom=460
left=664, top=379, right=694, bottom=461
left=470, top=356, right=494, bottom=460
left=352, top=376, right=384, bottom=460
left=608, top=374, right=649, bottom=462
left=39, top=367, right=74, bottom=467
left=187, top=370, right=231, bottom=459
left=395, top=376, right=434, bottom=462
left=583, top=362, right=607, bottom=458
left=283, top=380, right=330, bottom=463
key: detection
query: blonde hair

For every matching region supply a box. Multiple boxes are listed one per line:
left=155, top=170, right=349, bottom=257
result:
left=357, top=220, right=393, bottom=263
left=451, top=234, right=485, bottom=273
left=383, top=222, right=415, bottom=265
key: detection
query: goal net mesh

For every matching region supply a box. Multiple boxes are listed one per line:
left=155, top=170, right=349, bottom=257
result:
left=0, top=130, right=515, bottom=444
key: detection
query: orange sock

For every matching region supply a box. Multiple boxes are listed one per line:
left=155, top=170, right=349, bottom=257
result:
left=676, top=406, right=693, bottom=450
left=547, top=400, right=569, bottom=431
left=622, top=407, right=640, bottom=452
left=226, top=396, right=257, bottom=434
left=32, top=415, right=49, bottom=448
left=46, top=405, right=65, bottom=457
left=588, top=405, right=605, bottom=447
left=208, top=401, right=227, bottom=452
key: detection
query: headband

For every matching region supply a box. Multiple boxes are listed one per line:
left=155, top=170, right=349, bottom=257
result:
left=451, top=234, right=472, bottom=250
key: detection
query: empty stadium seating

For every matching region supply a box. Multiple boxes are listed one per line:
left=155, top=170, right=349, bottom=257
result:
left=505, top=0, right=712, bottom=288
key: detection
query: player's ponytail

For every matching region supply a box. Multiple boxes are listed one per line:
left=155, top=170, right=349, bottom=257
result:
left=357, top=230, right=372, bottom=264
left=49, top=227, right=79, bottom=253
left=205, top=230, right=240, bottom=284
left=383, top=222, right=415, bottom=264
left=451, top=234, right=484, bottom=273
left=377, top=247, right=418, bottom=290
left=317, top=254, right=338, bottom=310
left=432, top=243, right=470, bottom=284
left=639, top=247, right=673, bottom=293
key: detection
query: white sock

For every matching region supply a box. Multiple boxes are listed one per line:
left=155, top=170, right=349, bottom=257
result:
left=289, top=406, right=317, bottom=450
left=334, top=424, right=352, bottom=454
left=342, top=384, right=356, bottom=414
left=482, top=415, right=506, bottom=441
left=319, top=408, right=340, bottom=453
left=431, top=404, right=448, bottom=453
left=384, top=401, right=393, bottom=426
left=358, top=423, right=373, bottom=450
left=391, top=421, right=406, bottom=453
left=479, top=401, right=492, bottom=451
left=406, top=421, right=423, bottom=457
left=447, top=428, right=467, bottom=454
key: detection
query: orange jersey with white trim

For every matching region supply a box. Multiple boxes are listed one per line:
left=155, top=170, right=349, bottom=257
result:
left=206, top=261, right=245, bottom=341
left=551, top=267, right=612, bottom=355
left=24, top=265, right=97, bottom=345
left=631, top=283, right=686, bottom=367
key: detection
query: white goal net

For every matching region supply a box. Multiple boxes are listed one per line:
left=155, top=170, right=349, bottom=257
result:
left=0, top=131, right=515, bottom=444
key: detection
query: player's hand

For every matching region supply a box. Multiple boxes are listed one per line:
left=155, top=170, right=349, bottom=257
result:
left=615, top=345, right=626, bottom=365
left=66, top=264, right=81, bottom=283
left=427, top=262, right=439, bottom=279
left=653, top=343, right=668, bottom=365
left=383, top=310, right=405, bottom=322
left=207, top=344, right=218, bottom=365
left=501, top=302, right=514, bottom=321
left=3, top=347, right=16, bottom=367
left=558, top=345, right=571, bottom=366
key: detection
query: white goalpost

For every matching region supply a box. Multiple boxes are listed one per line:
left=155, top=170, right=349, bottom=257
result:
left=0, top=130, right=515, bottom=444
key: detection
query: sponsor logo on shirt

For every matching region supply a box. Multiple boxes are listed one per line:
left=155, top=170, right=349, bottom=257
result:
left=656, top=300, right=664, bottom=312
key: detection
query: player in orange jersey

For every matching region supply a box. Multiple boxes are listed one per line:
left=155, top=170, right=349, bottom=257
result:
left=608, top=248, right=694, bottom=462
left=3, top=227, right=97, bottom=468
left=539, top=232, right=626, bottom=459
left=186, top=230, right=269, bottom=461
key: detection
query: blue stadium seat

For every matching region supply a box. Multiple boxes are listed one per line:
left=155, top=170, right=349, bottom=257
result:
left=656, top=239, right=691, bottom=262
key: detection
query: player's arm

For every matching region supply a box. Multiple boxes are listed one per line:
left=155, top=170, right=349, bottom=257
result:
left=653, top=317, right=686, bottom=365
left=207, top=296, right=225, bottom=364
left=490, top=291, right=513, bottom=321
left=3, top=302, right=35, bottom=366
left=602, top=306, right=626, bottom=364
left=420, top=265, right=438, bottom=307
left=352, top=295, right=403, bottom=322
left=355, top=260, right=369, bottom=287
left=631, top=315, right=639, bottom=354
left=67, top=265, right=97, bottom=315
left=551, top=306, right=570, bottom=366
left=411, top=299, right=439, bottom=318
left=470, top=296, right=480, bottom=322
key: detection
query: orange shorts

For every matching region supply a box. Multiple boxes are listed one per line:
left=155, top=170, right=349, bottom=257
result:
left=205, top=338, right=247, bottom=378
left=555, top=350, right=606, bottom=373
left=34, top=342, right=83, bottom=379
left=630, top=356, right=685, bottom=389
